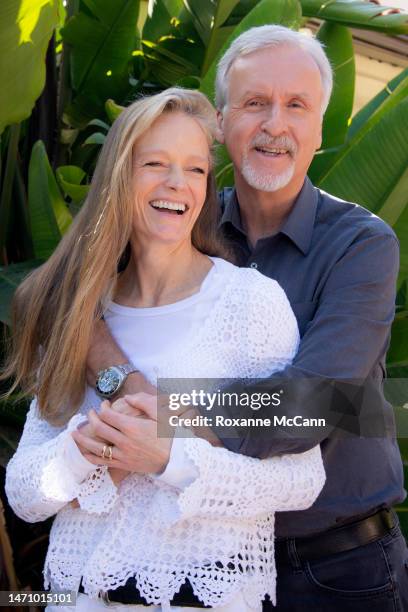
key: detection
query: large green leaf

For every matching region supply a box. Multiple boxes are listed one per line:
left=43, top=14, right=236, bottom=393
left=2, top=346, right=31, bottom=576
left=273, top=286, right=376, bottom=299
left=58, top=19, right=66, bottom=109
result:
left=300, top=0, right=408, bottom=35
left=28, top=141, right=72, bottom=259
left=348, top=68, right=408, bottom=142
left=181, top=0, right=216, bottom=45
left=391, top=186, right=408, bottom=289
left=309, top=23, right=355, bottom=183
left=317, top=81, right=408, bottom=218
left=143, top=0, right=184, bottom=42
left=0, top=0, right=59, bottom=134
left=142, top=38, right=200, bottom=86
left=200, top=0, right=241, bottom=76
left=0, top=260, right=42, bottom=325
left=56, top=165, right=89, bottom=202
left=318, top=23, right=354, bottom=148
left=62, top=0, right=140, bottom=124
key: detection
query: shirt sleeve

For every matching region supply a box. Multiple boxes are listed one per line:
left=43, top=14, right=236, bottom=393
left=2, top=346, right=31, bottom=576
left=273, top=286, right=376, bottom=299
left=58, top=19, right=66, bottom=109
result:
left=216, top=230, right=400, bottom=458
left=176, top=438, right=325, bottom=520
left=152, top=432, right=199, bottom=490
left=5, top=399, right=98, bottom=522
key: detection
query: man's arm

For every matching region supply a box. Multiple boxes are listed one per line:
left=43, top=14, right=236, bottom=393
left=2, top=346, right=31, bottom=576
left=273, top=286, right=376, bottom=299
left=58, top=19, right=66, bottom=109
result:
left=213, top=230, right=400, bottom=459
left=87, top=318, right=156, bottom=395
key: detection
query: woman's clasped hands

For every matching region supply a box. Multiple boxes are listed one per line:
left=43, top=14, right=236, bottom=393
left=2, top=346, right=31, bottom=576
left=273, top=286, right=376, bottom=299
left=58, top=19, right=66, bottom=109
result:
left=71, top=393, right=173, bottom=484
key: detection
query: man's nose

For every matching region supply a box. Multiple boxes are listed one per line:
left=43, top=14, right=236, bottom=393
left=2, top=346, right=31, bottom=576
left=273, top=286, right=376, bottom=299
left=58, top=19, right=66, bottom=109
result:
left=260, top=103, right=286, bottom=135
left=165, top=165, right=186, bottom=190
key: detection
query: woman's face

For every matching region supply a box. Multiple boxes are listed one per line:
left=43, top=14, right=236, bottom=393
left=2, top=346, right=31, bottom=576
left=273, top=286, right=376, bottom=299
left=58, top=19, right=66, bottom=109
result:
left=131, top=111, right=210, bottom=248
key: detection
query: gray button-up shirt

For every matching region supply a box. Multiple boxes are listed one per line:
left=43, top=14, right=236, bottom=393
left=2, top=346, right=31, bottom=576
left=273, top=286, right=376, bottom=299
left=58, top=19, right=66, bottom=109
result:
left=217, top=178, right=405, bottom=538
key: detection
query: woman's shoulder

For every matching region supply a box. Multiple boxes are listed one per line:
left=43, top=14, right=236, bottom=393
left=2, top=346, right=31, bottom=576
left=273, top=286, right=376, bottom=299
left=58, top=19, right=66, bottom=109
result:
left=211, top=257, right=287, bottom=300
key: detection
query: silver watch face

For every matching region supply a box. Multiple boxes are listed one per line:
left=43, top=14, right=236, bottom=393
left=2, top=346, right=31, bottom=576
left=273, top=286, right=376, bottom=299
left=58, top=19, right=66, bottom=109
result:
left=97, top=368, right=122, bottom=395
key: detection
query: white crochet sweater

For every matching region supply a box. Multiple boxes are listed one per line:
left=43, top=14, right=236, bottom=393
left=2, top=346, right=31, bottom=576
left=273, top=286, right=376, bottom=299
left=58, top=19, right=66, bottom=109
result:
left=5, top=261, right=325, bottom=611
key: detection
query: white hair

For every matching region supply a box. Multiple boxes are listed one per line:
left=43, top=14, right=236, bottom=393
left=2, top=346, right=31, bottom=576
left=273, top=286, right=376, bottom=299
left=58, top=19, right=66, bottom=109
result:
left=215, top=25, right=333, bottom=115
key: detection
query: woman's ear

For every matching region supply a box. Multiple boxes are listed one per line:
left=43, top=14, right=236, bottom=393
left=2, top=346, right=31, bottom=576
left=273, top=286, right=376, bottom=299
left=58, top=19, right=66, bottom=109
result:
left=216, top=110, right=225, bottom=144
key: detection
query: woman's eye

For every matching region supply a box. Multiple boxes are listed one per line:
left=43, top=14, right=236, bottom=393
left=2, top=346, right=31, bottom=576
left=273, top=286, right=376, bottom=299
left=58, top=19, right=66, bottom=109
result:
left=144, top=161, right=163, bottom=167
left=189, top=167, right=205, bottom=174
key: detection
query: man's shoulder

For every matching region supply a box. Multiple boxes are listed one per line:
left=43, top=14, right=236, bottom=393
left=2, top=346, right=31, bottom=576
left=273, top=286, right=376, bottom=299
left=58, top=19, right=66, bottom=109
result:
left=316, top=186, right=397, bottom=243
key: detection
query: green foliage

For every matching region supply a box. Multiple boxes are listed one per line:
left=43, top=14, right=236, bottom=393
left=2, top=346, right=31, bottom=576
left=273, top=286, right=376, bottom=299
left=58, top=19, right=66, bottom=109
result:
left=0, top=0, right=60, bottom=134
left=0, top=0, right=408, bottom=586
left=61, top=0, right=141, bottom=125
left=28, top=141, right=72, bottom=259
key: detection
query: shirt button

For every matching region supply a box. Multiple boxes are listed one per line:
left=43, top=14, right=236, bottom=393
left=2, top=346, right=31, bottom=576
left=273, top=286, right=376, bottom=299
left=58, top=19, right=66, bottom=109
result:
left=250, top=262, right=258, bottom=269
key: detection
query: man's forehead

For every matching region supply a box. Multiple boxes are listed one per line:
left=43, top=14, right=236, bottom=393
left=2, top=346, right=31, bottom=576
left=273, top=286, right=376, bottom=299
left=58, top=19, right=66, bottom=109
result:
left=227, top=46, right=323, bottom=98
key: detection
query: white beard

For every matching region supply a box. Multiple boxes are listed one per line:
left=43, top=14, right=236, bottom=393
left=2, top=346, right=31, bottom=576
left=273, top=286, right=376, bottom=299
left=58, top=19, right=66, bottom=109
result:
left=241, top=153, right=295, bottom=192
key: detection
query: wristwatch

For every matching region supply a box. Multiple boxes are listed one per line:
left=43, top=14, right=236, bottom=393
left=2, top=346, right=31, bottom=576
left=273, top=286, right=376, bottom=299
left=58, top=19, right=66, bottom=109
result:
left=95, top=363, right=138, bottom=398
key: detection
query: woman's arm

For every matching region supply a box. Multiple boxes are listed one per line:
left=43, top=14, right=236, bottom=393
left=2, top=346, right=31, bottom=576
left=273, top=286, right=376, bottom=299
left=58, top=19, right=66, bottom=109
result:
left=5, top=399, right=97, bottom=522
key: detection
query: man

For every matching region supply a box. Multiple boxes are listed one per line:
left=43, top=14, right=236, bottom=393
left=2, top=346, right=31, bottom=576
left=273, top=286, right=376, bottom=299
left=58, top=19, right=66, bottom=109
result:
left=84, top=26, right=408, bottom=611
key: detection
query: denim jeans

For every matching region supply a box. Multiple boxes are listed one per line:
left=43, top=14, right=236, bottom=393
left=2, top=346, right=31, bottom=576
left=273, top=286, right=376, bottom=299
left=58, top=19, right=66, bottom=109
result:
left=265, top=520, right=408, bottom=612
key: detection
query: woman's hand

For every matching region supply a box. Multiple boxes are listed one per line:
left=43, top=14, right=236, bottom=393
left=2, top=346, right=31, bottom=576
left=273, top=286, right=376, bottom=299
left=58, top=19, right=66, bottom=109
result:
left=71, top=394, right=173, bottom=475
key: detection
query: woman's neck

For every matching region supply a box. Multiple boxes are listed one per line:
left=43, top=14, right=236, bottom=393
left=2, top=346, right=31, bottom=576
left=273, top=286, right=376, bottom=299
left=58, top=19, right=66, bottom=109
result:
left=114, top=242, right=213, bottom=308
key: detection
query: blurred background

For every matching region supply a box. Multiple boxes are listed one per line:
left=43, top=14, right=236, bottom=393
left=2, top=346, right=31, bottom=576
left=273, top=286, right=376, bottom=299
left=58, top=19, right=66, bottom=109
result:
left=0, top=0, right=407, bottom=606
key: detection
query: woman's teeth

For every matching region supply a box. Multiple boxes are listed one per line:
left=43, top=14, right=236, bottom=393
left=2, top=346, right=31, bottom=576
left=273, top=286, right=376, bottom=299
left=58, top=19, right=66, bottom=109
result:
left=150, top=200, right=187, bottom=215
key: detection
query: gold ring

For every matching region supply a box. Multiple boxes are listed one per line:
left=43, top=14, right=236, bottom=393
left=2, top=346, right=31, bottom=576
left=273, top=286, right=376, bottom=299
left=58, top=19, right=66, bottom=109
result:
left=101, top=444, right=113, bottom=460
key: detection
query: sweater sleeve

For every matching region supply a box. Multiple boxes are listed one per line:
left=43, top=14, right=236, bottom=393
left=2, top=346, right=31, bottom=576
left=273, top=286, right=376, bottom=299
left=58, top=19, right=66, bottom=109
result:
left=165, top=272, right=325, bottom=520
left=5, top=398, right=110, bottom=522
left=177, top=437, right=325, bottom=520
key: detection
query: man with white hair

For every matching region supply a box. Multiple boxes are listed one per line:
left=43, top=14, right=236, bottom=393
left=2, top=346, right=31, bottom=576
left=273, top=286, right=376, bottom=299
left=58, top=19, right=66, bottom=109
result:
left=86, top=25, right=408, bottom=610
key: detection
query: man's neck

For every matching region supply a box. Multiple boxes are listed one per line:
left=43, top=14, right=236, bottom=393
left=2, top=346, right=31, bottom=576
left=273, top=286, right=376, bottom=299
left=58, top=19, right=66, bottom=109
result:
left=234, top=173, right=305, bottom=248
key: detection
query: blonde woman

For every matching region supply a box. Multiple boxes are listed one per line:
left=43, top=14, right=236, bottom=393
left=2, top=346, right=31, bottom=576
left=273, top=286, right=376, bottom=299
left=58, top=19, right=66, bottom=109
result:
left=4, top=89, right=325, bottom=611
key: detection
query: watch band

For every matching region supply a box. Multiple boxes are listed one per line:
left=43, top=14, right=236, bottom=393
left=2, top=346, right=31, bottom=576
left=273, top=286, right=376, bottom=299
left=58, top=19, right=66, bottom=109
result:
left=117, top=363, right=138, bottom=377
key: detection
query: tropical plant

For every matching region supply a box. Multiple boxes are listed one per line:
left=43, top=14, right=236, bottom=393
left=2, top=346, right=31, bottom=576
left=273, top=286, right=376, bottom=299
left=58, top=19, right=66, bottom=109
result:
left=0, top=0, right=407, bottom=591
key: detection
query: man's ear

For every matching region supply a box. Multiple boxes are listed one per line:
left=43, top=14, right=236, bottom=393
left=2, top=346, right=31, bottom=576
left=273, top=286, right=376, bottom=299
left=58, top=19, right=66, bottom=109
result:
left=216, top=110, right=225, bottom=144
left=315, top=122, right=323, bottom=151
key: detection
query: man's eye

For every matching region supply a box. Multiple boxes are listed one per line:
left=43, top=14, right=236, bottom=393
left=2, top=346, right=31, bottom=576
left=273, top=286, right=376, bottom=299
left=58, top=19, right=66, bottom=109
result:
left=289, top=101, right=303, bottom=108
left=189, top=167, right=205, bottom=174
left=246, top=100, right=263, bottom=107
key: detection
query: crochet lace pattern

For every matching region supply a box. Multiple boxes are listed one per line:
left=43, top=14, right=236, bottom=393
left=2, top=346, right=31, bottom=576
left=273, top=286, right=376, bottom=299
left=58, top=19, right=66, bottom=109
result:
left=5, top=265, right=325, bottom=611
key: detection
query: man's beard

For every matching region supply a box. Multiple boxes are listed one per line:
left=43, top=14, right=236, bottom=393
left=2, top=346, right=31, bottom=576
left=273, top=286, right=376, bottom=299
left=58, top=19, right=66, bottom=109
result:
left=241, top=134, right=297, bottom=192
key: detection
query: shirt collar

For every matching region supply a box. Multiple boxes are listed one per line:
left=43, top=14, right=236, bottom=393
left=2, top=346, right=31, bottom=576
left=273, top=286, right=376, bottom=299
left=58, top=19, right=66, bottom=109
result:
left=219, top=177, right=319, bottom=255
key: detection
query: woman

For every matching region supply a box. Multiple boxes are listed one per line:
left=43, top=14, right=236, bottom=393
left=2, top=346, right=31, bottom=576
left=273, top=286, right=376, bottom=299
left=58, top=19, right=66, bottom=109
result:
left=4, top=88, right=325, bottom=611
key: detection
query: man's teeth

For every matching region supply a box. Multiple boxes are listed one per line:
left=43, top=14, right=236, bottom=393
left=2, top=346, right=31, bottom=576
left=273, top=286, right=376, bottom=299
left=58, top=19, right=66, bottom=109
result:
left=150, top=200, right=187, bottom=212
left=257, top=147, right=288, bottom=154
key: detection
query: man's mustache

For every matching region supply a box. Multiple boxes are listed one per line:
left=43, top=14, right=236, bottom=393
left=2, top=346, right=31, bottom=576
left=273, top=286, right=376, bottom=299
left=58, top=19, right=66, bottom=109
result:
left=250, top=134, right=298, bottom=157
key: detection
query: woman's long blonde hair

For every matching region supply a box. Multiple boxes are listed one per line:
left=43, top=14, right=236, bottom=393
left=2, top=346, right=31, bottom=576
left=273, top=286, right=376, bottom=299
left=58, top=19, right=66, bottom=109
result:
left=2, top=88, right=231, bottom=425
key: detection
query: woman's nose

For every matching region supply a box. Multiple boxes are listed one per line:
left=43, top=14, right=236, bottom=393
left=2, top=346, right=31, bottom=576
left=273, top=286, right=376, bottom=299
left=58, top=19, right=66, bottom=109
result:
left=165, top=166, right=186, bottom=190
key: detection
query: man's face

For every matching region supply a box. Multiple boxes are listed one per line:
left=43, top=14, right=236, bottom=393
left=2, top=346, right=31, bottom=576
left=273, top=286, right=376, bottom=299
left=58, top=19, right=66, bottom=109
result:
left=217, top=44, right=324, bottom=193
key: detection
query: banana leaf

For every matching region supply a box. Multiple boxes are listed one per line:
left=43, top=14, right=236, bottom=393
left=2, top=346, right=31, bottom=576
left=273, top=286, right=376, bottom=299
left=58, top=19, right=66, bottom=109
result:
left=142, top=38, right=200, bottom=86
left=61, top=0, right=140, bottom=125
left=308, top=23, right=355, bottom=184
left=300, top=0, right=408, bottom=35
left=200, top=0, right=241, bottom=76
left=0, top=260, right=42, bottom=325
left=348, top=68, right=408, bottom=141
left=143, top=0, right=184, bottom=42
left=0, top=0, right=59, bottom=134
left=317, top=76, right=408, bottom=215
left=56, top=165, right=89, bottom=202
left=28, top=141, right=72, bottom=259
